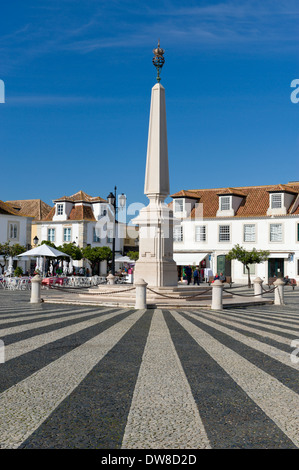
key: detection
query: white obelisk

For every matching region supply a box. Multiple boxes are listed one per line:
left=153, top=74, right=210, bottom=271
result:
left=133, top=43, right=177, bottom=287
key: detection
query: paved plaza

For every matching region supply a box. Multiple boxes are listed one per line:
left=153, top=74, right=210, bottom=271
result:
left=0, top=289, right=299, bottom=449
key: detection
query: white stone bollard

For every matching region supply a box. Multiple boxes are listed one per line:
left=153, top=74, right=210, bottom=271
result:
left=274, top=278, right=285, bottom=305
left=30, top=274, right=42, bottom=303
left=134, top=278, right=148, bottom=309
left=106, top=274, right=116, bottom=285
left=253, top=277, right=263, bottom=298
left=211, top=279, right=223, bottom=310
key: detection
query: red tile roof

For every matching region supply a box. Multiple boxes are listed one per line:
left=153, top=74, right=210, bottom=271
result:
left=171, top=182, right=299, bottom=218
left=54, top=190, right=106, bottom=203
left=216, top=188, right=247, bottom=197
left=5, top=199, right=52, bottom=220
left=170, top=190, right=200, bottom=199
left=0, top=200, right=21, bottom=216
left=43, top=207, right=56, bottom=221
left=68, top=205, right=96, bottom=221
left=42, top=190, right=106, bottom=221
left=42, top=204, right=96, bottom=222
left=266, top=184, right=298, bottom=194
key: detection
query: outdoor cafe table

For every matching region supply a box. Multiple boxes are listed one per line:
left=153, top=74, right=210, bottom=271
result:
left=42, top=277, right=64, bottom=286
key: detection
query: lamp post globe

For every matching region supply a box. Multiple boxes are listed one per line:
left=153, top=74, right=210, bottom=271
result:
left=118, top=193, right=126, bottom=208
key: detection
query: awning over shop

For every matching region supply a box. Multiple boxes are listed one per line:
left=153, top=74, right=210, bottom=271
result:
left=268, top=253, right=291, bottom=259
left=173, top=253, right=208, bottom=266
left=115, top=256, right=135, bottom=264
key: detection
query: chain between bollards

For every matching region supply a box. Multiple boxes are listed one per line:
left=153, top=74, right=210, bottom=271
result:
left=48, top=284, right=136, bottom=295
left=146, top=286, right=212, bottom=300
left=31, top=275, right=287, bottom=309
left=211, top=277, right=285, bottom=310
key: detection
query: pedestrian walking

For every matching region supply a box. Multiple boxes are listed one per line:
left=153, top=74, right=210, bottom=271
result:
left=193, top=267, right=199, bottom=285
left=185, top=265, right=192, bottom=285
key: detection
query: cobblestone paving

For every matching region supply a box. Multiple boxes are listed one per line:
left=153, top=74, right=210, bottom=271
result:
left=0, top=290, right=299, bottom=449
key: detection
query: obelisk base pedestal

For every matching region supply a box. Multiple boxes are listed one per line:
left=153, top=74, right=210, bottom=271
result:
left=133, top=258, right=178, bottom=288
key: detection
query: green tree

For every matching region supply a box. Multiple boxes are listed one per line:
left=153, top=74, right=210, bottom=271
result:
left=81, top=246, right=112, bottom=275
left=0, top=242, right=11, bottom=272
left=10, top=243, right=27, bottom=257
left=99, top=246, right=112, bottom=263
left=14, top=266, right=23, bottom=277
left=0, top=242, right=27, bottom=273
left=127, top=251, right=139, bottom=262
left=57, top=243, right=83, bottom=261
left=41, top=240, right=57, bottom=248
left=226, top=244, right=269, bottom=287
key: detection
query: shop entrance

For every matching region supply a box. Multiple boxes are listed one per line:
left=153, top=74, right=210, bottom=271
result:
left=217, top=255, right=231, bottom=277
left=268, top=258, right=284, bottom=278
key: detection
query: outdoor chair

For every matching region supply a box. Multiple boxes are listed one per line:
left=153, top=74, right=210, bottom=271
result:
left=6, top=278, right=19, bottom=290
left=17, top=278, right=31, bottom=290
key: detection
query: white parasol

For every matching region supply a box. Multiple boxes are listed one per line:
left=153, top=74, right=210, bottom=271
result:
left=18, top=245, right=72, bottom=276
left=18, top=245, right=71, bottom=258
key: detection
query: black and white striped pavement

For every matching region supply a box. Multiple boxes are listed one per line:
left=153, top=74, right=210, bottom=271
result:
left=0, top=291, right=299, bottom=449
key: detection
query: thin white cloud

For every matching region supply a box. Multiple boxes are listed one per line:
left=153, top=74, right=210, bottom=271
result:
left=158, top=1, right=299, bottom=18
left=55, top=0, right=299, bottom=53
left=6, top=94, right=137, bottom=106
left=1, top=0, right=298, bottom=72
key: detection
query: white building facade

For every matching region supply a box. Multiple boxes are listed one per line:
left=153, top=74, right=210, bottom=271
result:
left=171, top=183, right=299, bottom=284
left=0, top=200, right=33, bottom=274
left=36, top=191, right=124, bottom=275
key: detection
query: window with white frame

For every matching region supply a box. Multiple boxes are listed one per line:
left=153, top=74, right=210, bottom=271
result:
left=93, top=227, right=101, bottom=242
left=57, top=204, right=63, bottom=215
left=9, top=223, right=18, bottom=239
left=220, top=196, right=230, bottom=211
left=271, top=194, right=282, bottom=209
left=244, top=224, right=255, bottom=242
left=63, top=227, right=71, bottom=242
left=107, top=229, right=113, bottom=243
left=195, top=225, right=206, bottom=242
left=270, top=223, right=283, bottom=242
left=174, top=199, right=184, bottom=213
left=48, top=228, right=55, bottom=242
left=219, top=225, right=230, bottom=242
left=173, top=225, right=183, bottom=242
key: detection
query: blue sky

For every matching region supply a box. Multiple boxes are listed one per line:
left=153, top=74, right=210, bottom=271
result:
left=0, top=0, right=299, bottom=211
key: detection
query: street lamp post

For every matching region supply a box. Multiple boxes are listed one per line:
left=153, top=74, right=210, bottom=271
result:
left=32, top=237, right=39, bottom=274
left=107, top=187, right=126, bottom=276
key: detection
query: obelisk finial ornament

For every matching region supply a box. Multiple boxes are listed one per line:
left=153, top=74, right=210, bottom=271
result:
left=152, top=40, right=165, bottom=82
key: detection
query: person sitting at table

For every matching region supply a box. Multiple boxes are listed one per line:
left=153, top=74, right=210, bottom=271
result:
left=283, top=275, right=291, bottom=285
